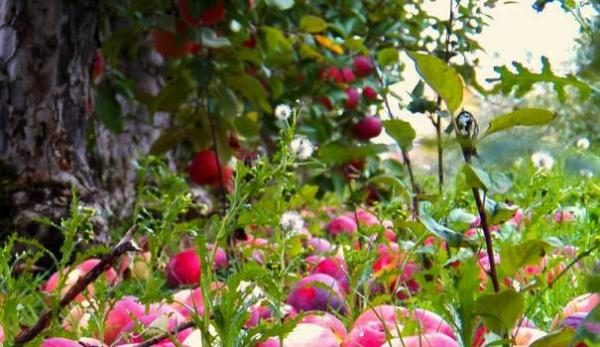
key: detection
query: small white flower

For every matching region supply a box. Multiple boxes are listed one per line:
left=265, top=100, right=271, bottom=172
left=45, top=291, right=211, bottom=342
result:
left=531, top=151, right=554, bottom=171
left=229, top=20, right=242, bottom=32
left=274, top=104, right=292, bottom=120
left=577, top=138, right=590, bottom=150
left=580, top=169, right=593, bottom=178
left=290, top=135, right=314, bottom=160
left=279, top=211, right=304, bottom=235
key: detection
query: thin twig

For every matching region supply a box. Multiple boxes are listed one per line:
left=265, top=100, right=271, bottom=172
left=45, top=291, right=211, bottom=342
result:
left=14, top=225, right=140, bottom=345
left=373, top=58, right=419, bottom=217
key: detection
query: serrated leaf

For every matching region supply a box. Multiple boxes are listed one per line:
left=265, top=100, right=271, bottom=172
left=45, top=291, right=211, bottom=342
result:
left=152, top=78, right=193, bottom=113
left=485, top=108, right=556, bottom=136
left=383, top=119, right=416, bottom=149
left=300, top=15, right=327, bottom=33
left=406, top=51, right=463, bottom=114
left=500, top=240, right=553, bottom=277
left=530, top=327, right=576, bottom=347
left=149, top=128, right=192, bottom=155
left=474, top=289, right=525, bottom=335
left=96, top=86, right=124, bottom=133
left=225, top=74, right=272, bottom=113
left=463, top=164, right=492, bottom=191
left=377, top=47, right=399, bottom=67
left=488, top=56, right=591, bottom=102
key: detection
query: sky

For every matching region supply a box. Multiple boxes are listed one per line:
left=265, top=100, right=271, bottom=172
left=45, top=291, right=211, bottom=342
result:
left=385, top=0, right=588, bottom=138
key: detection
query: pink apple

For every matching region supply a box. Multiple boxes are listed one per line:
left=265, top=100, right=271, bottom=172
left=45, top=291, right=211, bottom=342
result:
left=286, top=274, right=347, bottom=314
left=169, top=287, right=204, bottom=318
left=312, top=257, right=350, bottom=293
left=41, top=338, right=82, bottom=347
left=341, top=68, right=355, bottom=83
left=327, top=215, right=358, bottom=236
left=302, top=312, right=348, bottom=340
left=103, top=296, right=146, bottom=344
left=259, top=323, right=341, bottom=347
left=512, top=327, right=546, bottom=346
left=43, top=258, right=118, bottom=302
left=308, top=237, right=333, bottom=253
left=115, top=312, right=188, bottom=345
left=343, top=320, right=400, bottom=347
left=388, top=333, right=459, bottom=347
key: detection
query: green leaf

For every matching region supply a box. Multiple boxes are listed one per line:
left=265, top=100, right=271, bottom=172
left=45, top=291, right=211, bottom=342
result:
left=265, top=0, right=294, bottom=10
left=462, top=164, right=492, bottom=191
left=376, top=47, right=399, bottom=67
left=96, top=86, right=124, bottom=133
left=485, top=108, right=556, bottom=136
left=500, top=240, right=553, bottom=277
left=367, top=175, right=409, bottom=200
left=225, top=74, right=272, bottom=113
left=319, top=143, right=388, bottom=164
left=152, top=78, right=193, bottom=113
left=234, top=112, right=260, bottom=140
left=474, top=289, right=525, bottom=335
left=406, top=51, right=463, bottom=114
left=149, top=128, right=196, bottom=155
left=262, top=26, right=295, bottom=64
left=289, top=185, right=319, bottom=208
left=418, top=214, right=477, bottom=248
left=530, top=327, right=576, bottom=347
left=484, top=196, right=519, bottom=225
left=488, top=56, right=591, bottom=102
left=299, top=15, right=327, bottom=33
left=383, top=119, right=416, bottom=149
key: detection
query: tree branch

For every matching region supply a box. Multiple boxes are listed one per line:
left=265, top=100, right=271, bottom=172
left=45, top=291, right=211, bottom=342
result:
left=132, top=321, right=195, bottom=347
left=14, top=225, right=140, bottom=345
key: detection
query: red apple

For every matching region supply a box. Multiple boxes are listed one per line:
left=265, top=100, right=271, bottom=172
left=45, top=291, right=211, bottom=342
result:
left=187, top=149, right=232, bottom=187
left=353, top=55, right=375, bottom=77
left=341, top=67, right=355, bottom=83
left=165, top=248, right=201, bottom=288
left=345, top=87, right=360, bottom=110
left=151, top=29, right=197, bottom=59
left=177, top=0, right=226, bottom=27
left=362, top=86, right=378, bottom=101
left=354, top=116, right=382, bottom=141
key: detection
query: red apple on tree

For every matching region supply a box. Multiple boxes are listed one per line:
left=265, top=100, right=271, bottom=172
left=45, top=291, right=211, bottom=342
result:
left=177, top=0, right=226, bottom=27
left=353, top=55, right=375, bottom=77
left=353, top=116, right=382, bottom=141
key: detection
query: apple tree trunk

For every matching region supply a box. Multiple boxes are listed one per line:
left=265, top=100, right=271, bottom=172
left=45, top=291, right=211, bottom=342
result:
left=0, top=1, right=169, bottom=259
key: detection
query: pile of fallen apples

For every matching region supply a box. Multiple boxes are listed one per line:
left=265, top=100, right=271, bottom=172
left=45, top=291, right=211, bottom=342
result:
left=4, top=205, right=597, bottom=347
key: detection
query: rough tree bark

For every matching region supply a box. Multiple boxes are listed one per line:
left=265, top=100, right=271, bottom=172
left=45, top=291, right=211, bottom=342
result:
left=0, top=1, right=169, bottom=259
